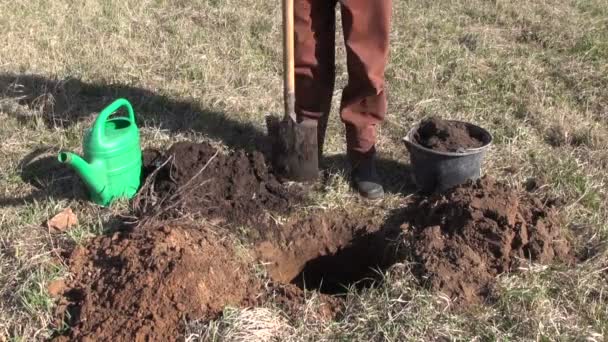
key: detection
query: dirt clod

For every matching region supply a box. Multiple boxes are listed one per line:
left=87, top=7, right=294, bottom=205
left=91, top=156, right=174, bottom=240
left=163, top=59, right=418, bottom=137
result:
left=47, top=279, right=66, bottom=298
left=401, top=177, right=573, bottom=305
left=415, top=117, right=484, bottom=152
left=46, top=208, right=78, bottom=234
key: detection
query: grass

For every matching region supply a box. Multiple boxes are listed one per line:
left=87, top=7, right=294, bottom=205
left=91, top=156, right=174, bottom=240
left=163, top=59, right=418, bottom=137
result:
left=0, top=0, right=607, bottom=340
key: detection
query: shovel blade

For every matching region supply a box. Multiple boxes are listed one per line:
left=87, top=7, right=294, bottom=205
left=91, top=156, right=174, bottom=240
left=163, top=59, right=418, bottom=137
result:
left=266, top=115, right=319, bottom=182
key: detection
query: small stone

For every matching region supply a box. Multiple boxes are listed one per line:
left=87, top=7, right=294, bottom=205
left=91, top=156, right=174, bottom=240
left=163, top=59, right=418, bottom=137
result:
left=46, top=208, right=78, bottom=234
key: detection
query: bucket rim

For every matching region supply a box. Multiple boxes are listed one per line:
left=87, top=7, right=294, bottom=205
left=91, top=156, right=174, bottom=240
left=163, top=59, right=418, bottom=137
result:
left=402, top=120, right=493, bottom=157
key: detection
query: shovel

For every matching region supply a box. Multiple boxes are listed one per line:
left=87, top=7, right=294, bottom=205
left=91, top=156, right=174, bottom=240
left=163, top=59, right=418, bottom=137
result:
left=266, top=0, right=319, bottom=182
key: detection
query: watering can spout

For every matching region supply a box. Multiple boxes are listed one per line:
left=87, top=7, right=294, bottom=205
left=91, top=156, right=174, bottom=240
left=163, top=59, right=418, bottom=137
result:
left=58, top=152, right=106, bottom=196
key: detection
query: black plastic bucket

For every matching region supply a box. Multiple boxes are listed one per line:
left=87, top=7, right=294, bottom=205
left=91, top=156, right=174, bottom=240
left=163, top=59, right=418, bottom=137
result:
left=403, top=120, right=492, bottom=193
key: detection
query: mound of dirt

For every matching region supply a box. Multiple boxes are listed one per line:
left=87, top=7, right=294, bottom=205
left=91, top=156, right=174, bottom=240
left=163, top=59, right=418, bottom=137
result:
left=415, top=117, right=484, bottom=152
left=402, top=177, right=573, bottom=305
left=53, top=223, right=260, bottom=341
left=140, top=142, right=302, bottom=225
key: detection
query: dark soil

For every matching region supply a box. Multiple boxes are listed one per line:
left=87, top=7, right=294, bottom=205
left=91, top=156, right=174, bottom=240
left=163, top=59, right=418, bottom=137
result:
left=399, top=177, right=573, bottom=305
left=140, top=142, right=303, bottom=226
left=415, top=116, right=484, bottom=152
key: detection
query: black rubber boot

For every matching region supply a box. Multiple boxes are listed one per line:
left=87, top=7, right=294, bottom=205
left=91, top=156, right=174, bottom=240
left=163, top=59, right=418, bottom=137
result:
left=350, top=148, right=384, bottom=200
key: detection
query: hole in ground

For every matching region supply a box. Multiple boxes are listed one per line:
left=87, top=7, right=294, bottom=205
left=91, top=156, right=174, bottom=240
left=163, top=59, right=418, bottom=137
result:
left=291, top=228, right=400, bottom=295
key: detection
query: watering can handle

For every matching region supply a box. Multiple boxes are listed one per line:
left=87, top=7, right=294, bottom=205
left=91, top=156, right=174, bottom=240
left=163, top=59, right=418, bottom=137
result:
left=93, top=98, right=136, bottom=144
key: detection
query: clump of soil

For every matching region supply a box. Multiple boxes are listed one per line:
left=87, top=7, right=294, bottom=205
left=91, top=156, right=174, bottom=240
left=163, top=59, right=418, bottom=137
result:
left=140, top=142, right=302, bottom=225
left=415, top=117, right=484, bottom=152
left=53, top=223, right=260, bottom=341
left=401, top=177, right=573, bottom=305
left=256, top=211, right=402, bottom=294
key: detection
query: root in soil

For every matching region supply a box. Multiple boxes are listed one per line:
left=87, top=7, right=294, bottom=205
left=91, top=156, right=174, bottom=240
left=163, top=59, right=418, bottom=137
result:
left=397, top=177, right=574, bottom=305
left=415, top=116, right=484, bottom=152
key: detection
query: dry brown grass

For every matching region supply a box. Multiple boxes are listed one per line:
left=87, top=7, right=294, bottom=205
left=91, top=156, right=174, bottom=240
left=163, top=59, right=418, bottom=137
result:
left=1, top=0, right=607, bottom=340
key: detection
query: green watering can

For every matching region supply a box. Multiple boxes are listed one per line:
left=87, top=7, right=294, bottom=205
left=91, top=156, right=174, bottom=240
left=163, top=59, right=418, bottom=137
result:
left=58, top=98, right=142, bottom=206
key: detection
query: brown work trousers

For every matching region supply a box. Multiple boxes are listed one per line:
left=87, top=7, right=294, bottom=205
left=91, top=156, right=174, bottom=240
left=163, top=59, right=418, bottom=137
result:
left=294, top=0, right=391, bottom=155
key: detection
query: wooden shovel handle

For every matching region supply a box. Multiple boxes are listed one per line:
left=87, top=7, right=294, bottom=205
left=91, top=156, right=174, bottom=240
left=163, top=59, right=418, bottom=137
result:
left=283, top=0, right=295, bottom=119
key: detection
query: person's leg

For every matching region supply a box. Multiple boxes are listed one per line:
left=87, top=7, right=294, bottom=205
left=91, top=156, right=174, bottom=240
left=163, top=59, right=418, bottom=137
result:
left=339, top=0, right=391, bottom=154
left=339, top=0, right=391, bottom=199
left=294, top=0, right=338, bottom=158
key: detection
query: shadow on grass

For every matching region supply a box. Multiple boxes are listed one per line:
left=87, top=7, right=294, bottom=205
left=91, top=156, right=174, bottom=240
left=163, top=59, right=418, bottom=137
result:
left=0, top=72, right=267, bottom=152
left=0, top=146, right=88, bottom=207
left=0, top=72, right=417, bottom=203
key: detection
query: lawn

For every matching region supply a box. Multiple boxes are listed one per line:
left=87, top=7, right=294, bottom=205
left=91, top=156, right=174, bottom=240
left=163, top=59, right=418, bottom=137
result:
left=0, top=0, right=606, bottom=340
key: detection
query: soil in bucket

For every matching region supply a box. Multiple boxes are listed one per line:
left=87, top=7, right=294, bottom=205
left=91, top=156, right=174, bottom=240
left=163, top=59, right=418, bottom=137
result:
left=396, top=177, right=574, bottom=306
left=415, top=116, right=484, bottom=152
left=139, top=142, right=304, bottom=226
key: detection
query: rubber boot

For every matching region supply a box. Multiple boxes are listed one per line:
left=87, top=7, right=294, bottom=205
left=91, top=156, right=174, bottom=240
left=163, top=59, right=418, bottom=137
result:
left=349, top=148, right=384, bottom=200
